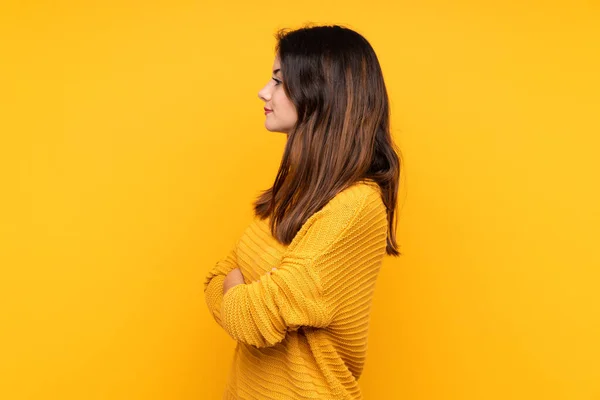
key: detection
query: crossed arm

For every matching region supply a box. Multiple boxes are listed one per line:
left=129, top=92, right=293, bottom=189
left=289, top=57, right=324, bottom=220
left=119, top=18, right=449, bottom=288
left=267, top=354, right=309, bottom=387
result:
left=204, top=190, right=385, bottom=349
left=203, top=246, right=325, bottom=349
left=202, top=240, right=276, bottom=331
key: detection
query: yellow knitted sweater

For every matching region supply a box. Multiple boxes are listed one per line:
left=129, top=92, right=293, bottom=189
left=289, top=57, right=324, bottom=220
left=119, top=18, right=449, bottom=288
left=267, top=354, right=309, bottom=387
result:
left=203, top=179, right=389, bottom=400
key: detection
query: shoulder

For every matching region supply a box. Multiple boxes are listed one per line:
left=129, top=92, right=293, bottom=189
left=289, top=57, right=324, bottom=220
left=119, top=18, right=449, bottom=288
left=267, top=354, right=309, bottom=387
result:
left=285, top=180, right=386, bottom=256
left=317, top=179, right=384, bottom=220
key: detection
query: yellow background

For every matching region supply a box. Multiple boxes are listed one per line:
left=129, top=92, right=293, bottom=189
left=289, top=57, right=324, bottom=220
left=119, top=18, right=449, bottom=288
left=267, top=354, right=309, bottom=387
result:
left=1, top=1, right=599, bottom=399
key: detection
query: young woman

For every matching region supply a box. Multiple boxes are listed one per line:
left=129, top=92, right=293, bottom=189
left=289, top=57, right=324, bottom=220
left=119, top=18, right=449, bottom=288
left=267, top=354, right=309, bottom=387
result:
left=204, top=24, right=401, bottom=400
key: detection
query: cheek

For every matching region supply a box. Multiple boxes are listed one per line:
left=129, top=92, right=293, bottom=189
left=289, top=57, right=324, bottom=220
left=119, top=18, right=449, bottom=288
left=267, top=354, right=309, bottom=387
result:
left=276, top=93, right=294, bottom=112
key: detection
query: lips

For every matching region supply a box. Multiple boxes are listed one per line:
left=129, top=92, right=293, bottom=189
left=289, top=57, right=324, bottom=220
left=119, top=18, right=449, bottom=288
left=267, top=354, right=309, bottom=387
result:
left=264, top=107, right=272, bottom=112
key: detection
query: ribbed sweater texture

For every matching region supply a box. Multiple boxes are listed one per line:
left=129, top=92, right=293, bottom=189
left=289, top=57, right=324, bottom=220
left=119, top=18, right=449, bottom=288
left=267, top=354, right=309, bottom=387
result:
left=204, top=180, right=389, bottom=399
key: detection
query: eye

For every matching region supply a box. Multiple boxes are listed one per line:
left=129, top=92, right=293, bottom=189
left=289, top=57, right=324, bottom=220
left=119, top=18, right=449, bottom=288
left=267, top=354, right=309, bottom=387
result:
left=272, top=77, right=282, bottom=86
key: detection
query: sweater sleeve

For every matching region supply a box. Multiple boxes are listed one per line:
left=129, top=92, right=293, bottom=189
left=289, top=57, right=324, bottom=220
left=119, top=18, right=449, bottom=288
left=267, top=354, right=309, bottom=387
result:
left=203, top=239, right=240, bottom=329
left=220, top=188, right=387, bottom=348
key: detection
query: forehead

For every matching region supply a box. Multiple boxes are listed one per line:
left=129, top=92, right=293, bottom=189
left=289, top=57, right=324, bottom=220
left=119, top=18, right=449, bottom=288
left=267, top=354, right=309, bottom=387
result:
left=272, top=56, right=281, bottom=70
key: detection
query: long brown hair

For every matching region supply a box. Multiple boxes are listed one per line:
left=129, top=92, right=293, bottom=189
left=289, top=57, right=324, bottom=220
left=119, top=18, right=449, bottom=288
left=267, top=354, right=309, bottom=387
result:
left=253, top=24, right=402, bottom=256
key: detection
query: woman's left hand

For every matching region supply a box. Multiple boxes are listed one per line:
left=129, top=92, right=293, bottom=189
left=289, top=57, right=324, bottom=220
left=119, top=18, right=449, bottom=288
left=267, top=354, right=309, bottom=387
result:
left=223, top=267, right=278, bottom=295
left=223, top=268, right=245, bottom=296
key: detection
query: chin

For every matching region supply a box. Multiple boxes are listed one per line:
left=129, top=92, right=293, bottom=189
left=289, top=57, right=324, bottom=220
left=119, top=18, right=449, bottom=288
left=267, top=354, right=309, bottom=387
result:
left=265, top=123, right=287, bottom=134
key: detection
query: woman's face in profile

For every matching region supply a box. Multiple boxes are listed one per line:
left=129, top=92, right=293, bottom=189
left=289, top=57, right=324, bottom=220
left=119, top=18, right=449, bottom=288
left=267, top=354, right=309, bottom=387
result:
left=258, top=55, right=298, bottom=134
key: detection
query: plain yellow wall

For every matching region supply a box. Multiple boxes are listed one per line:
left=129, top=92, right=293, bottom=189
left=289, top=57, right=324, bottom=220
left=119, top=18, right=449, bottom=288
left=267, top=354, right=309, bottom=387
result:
left=1, top=0, right=599, bottom=399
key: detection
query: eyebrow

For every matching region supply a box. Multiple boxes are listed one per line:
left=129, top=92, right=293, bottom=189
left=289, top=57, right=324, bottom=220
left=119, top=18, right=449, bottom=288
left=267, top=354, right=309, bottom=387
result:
left=273, top=68, right=281, bottom=75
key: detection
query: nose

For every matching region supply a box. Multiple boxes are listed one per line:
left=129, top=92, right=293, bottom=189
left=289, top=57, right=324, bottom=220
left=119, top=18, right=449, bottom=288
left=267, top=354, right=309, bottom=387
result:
left=258, top=83, right=271, bottom=102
